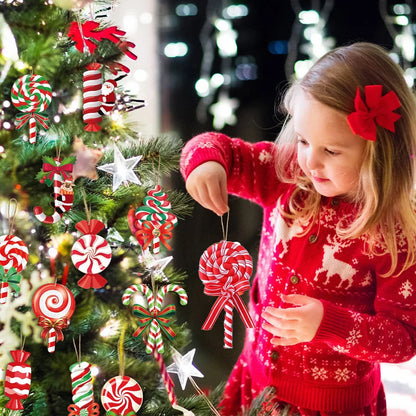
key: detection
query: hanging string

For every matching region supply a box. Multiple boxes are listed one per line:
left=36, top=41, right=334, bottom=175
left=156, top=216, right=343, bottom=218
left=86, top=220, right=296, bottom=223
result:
left=20, top=328, right=26, bottom=352
left=81, top=188, right=91, bottom=223
left=152, top=154, right=161, bottom=186
left=76, top=15, right=89, bottom=55
left=7, top=198, right=18, bottom=235
left=72, top=335, right=82, bottom=363
left=189, top=376, right=221, bottom=416
left=220, top=210, right=230, bottom=241
left=118, top=326, right=126, bottom=377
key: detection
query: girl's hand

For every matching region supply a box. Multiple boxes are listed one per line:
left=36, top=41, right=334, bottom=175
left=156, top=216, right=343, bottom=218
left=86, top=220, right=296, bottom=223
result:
left=185, top=161, right=229, bottom=216
left=261, top=294, right=324, bottom=346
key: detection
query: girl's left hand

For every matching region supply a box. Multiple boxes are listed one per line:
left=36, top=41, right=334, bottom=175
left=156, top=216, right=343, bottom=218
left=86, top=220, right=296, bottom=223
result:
left=261, top=294, right=324, bottom=346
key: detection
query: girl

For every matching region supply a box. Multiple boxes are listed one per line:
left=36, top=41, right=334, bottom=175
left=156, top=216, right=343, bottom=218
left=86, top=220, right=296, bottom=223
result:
left=180, top=42, right=416, bottom=416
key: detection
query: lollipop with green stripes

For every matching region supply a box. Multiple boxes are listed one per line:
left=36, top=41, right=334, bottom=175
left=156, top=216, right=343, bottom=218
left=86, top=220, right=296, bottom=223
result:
left=11, top=74, right=52, bottom=144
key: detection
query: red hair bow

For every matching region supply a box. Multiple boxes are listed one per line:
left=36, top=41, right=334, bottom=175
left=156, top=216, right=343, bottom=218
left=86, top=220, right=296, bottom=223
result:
left=347, top=85, right=401, bottom=141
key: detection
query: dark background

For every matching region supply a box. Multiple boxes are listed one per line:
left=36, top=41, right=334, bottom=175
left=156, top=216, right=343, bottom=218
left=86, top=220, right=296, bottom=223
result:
left=158, top=0, right=400, bottom=388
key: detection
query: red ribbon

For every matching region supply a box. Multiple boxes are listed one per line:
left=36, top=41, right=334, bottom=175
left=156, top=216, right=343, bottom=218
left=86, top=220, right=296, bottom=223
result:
left=202, top=279, right=254, bottom=330
left=347, top=85, right=401, bottom=141
left=68, top=21, right=137, bottom=60
left=16, top=112, right=49, bottom=130
left=135, top=221, right=174, bottom=250
left=68, top=402, right=100, bottom=416
left=42, top=161, right=73, bottom=182
left=38, top=316, right=69, bottom=341
left=75, top=219, right=105, bottom=235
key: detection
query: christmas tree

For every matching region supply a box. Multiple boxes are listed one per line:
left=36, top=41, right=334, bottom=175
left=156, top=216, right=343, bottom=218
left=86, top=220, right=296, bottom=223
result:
left=0, top=0, right=225, bottom=415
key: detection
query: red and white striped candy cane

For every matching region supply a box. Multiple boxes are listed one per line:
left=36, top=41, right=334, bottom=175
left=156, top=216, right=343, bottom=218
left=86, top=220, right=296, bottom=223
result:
left=83, top=63, right=102, bottom=132
left=33, top=161, right=74, bottom=224
left=122, top=284, right=154, bottom=310
left=48, top=328, right=56, bottom=353
left=0, top=281, right=8, bottom=304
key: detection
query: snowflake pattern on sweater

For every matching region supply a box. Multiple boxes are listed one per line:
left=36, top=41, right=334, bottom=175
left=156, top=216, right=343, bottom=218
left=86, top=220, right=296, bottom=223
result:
left=180, top=133, right=416, bottom=416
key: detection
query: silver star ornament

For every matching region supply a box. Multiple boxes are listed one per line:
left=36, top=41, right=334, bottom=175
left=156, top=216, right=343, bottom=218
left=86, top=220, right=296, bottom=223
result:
left=97, top=145, right=142, bottom=191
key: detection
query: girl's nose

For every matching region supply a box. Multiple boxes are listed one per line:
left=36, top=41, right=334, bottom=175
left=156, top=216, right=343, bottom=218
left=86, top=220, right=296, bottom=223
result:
left=306, top=149, right=322, bottom=170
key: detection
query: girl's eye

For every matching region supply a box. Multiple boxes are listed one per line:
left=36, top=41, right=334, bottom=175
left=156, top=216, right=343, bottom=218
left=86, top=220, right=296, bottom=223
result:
left=297, top=137, right=307, bottom=145
left=326, top=148, right=338, bottom=156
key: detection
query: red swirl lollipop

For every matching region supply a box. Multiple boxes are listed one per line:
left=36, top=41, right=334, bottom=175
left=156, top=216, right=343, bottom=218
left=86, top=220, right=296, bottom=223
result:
left=32, top=283, right=75, bottom=353
left=199, top=240, right=254, bottom=348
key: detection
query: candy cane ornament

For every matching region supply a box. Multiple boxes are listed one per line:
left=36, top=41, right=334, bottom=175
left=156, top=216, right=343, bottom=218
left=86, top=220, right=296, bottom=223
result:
left=83, top=63, right=103, bottom=132
left=32, top=283, right=76, bottom=353
left=11, top=74, right=52, bottom=144
left=33, top=158, right=74, bottom=224
left=199, top=240, right=254, bottom=349
left=122, top=283, right=187, bottom=354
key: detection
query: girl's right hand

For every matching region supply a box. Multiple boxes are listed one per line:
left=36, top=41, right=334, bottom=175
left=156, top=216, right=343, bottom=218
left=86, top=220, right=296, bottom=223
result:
left=185, top=161, right=229, bottom=216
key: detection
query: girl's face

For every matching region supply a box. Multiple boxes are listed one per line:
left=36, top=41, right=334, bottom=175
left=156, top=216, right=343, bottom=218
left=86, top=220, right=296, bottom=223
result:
left=293, top=90, right=367, bottom=199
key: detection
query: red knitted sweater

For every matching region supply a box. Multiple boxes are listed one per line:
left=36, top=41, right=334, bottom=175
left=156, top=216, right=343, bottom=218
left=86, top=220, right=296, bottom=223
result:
left=180, top=133, right=416, bottom=415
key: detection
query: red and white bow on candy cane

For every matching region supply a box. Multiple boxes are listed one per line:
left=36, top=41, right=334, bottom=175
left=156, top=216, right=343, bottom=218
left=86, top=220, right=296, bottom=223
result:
left=199, top=240, right=254, bottom=349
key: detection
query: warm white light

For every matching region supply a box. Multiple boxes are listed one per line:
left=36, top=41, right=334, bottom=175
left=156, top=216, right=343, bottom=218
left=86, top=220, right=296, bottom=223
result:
left=393, top=4, right=411, bottom=15
left=210, top=73, right=225, bottom=88
left=299, top=10, right=320, bottom=25
left=48, top=247, right=58, bottom=258
left=53, top=115, right=61, bottom=123
left=294, top=60, right=313, bottom=79
left=15, top=60, right=27, bottom=71
left=139, top=12, right=153, bottom=24
left=395, top=15, right=409, bottom=25
left=90, top=365, right=100, bottom=377
left=123, top=15, right=138, bottom=35
left=2, top=100, right=10, bottom=108
left=176, top=3, right=198, bottom=16
left=222, top=4, right=249, bottom=19
left=214, top=18, right=231, bottom=32
left=134, top=69, right=149, bottom=82
left=164, top=42, right=188, bottom=58
left=216, top=28, right=238, bottom=57
left=195, top=78, right=210, bottom=97
left=2, top=121, right=11, bottom=129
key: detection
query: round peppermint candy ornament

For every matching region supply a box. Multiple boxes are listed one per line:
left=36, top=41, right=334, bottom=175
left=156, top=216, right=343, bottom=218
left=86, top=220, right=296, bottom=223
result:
left=101, top=376, right=143, bottom=415
left=0, top=234, right=29, bottom=273
left=71, top=219, right=112, bottom=289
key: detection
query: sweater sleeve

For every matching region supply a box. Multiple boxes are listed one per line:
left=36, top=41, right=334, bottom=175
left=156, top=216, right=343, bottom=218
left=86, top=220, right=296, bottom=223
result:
left=180, top=132, right=282, bottom=207
left=313, top=260, right=416, bottom=363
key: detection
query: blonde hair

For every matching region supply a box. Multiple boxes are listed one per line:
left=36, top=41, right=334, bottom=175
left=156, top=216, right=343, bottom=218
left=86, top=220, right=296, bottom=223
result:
left=275, top=42, right=416, bottom=276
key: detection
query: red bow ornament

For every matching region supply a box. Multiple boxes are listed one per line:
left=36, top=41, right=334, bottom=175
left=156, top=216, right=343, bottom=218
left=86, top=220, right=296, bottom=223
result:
left=347, top=85, right=401, bottom=141
left=68, top=403, right=99, bottom=416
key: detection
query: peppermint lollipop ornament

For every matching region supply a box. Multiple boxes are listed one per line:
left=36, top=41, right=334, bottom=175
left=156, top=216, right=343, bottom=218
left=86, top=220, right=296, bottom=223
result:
left=101, top=375, right=143, bottom=416
left=199, top=240, right=254, bottom=349
left=11, top=74, right=52, bottom=144
left=71, top=219, right=112, bottom=289
left=32, top=283, right=75, bottom=352
left=128, top=185, right=178, bottom=254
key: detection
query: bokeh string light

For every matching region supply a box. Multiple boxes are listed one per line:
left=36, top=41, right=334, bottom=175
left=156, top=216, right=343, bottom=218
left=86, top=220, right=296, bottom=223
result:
left=379, top=0, right=416, bottom=87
